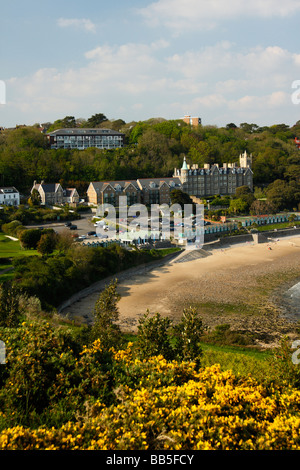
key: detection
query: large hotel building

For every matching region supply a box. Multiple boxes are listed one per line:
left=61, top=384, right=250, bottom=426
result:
left=87, top=152, right=253, bottom=206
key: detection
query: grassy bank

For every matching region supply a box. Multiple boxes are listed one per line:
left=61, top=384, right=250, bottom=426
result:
left=0, top=232, right=38, bottom=257
left=256, top=221, right=300, bottom=231
left=123, top=330, right=272, bottom=382
left=0, top=233, right=39, bottom=282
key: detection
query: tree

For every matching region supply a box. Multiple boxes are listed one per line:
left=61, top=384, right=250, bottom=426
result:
left=240, top=123, right=259, bottom=134
left=170, top=189, right=193, bottom=207
left=250, top=199, right=276, bottom=216
left=37, top=232, right=58, bottom=256
left=55, top=229, right=75, bottom=253
left=234, top=185, right=256, bottom=211
left=92, top=279, right=122, bottom=349
left=229, top=198, right=248, bottom=215
left=82, top=113, right=108, bottom=128
left=266, top=179, right=299, bottom=211
left=28, top=188, right=41, bottom=206
left=47, top=116, right=76, bottom=132
left=19, top=228, right=42, bottom=249
left=288, top=214, right=297, bottom=224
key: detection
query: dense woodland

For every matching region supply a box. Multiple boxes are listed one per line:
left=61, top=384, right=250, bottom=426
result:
left=1, top=115, right=300, bottom=210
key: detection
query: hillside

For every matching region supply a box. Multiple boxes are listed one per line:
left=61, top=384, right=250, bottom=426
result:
left=1, top=118, right=300, bottom=203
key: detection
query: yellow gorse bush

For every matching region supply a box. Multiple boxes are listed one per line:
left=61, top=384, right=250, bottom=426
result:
left=1, top=339, right=300, bottom=451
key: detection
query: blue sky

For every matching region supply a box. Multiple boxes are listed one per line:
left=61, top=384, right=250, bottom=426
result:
left=1, top=0, right=300, bottom=128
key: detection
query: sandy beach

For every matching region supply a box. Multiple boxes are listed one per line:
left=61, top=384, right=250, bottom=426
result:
left=62, top=236, right=300, bottom=345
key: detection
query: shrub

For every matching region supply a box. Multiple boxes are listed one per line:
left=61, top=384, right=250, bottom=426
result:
left=0, top=282, right=24, bottom=327
left=1, top=220, right=23, bottom=237
left=172, top=307, right=203, bottom=361
left=2, top=354, right=300, bottom=450
left=91, top=279, right=122, bottom=350
left=136, top=311, right=174, bottom=360
left=0, top=321, right=114, bottom=429
left=136, top=309, right=204, bottom=361
left=269, top=336, right=300, bottom=388
left=204, top=323, right=255, bottom=347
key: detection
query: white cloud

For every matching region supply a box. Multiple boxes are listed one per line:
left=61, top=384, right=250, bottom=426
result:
left=139, top=0, right=300, bottom=32
left=57, top=18, right=96, bottom=33
left=5, top=40, right=300, bottom=126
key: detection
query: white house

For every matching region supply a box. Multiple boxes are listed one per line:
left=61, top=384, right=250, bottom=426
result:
left=0, top=187, right=20, bottom=206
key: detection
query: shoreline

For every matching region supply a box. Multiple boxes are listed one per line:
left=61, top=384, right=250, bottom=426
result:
left=61, top=235, right=300, bottom=346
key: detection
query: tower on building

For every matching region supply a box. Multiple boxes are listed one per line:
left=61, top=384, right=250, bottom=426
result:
left=180, top=156, right=189, bottom=183
left=239, top=151, right=252, bottom=168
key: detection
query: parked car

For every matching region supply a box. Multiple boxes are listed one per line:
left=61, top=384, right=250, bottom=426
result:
left=65, top=221, right=72, bottom=227
left=69, top=225, right=77, bottom=230
left=87, top=231, right=96, bottom=236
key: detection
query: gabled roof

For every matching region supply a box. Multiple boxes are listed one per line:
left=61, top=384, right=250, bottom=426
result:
left=64, top=188, right=78, bottom=197
left=0, top=186, right=19, bottom=194
left=33, top=183, right=62, bottom=193
left=137, top=177, right=182, bottom=189
left=89, top=180, right=140, bottom=193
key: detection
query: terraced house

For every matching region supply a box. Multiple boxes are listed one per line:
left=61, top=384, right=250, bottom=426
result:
left=87, top=180, right=141, bottom=206
left=137, top=178, right=182, bottom=205
left=87, top=177, right=182, bottom=206
left=31, top=181, right=79, bottom=205
left=87, top=151, right=253, bottom=207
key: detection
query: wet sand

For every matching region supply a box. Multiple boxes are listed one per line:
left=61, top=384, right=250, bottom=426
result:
left=62, top=236, right=300, bottom=343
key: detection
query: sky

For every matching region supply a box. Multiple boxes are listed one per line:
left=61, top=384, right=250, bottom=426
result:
left=1, top=0, right=300, bottom=128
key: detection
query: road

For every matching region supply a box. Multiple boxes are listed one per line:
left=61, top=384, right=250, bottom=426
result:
left=26, top=210, right=98, bottom=239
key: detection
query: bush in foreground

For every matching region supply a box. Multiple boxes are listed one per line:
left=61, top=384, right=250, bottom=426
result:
left=1, top=321, right=300, bottom=450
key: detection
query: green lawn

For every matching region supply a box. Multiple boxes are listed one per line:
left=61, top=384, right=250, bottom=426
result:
left=256, top=221, right=300, bottom=231
left=0, top=233, right=39, bottom=282
left=0, top=233, right=38, bottom=258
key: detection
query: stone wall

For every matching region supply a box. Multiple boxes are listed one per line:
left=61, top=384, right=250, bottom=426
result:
left=204, top=226, right=300, bottom=247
